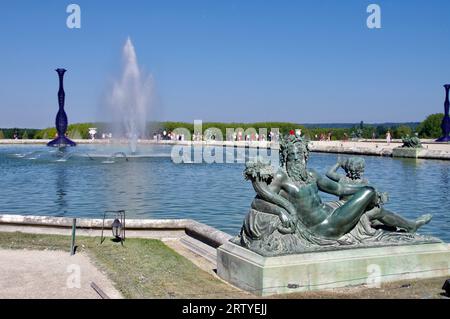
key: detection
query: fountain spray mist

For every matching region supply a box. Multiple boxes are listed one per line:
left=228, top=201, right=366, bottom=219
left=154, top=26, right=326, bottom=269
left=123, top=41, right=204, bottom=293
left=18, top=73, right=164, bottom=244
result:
left=108, top=37, right=153, bottom=153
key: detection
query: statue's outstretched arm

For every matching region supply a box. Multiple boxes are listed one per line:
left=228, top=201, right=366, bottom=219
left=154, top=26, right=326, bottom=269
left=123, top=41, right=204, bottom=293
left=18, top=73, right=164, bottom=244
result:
left=313, top=170, right=365, bottom=197
left=326, top=162, right=343, bottom=182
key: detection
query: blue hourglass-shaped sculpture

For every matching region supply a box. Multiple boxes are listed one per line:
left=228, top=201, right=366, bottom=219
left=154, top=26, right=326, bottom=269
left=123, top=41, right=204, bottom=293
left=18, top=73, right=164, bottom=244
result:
left=47, top=68, right=76, bottom=147
left=436, top=84, right=450, bottom=142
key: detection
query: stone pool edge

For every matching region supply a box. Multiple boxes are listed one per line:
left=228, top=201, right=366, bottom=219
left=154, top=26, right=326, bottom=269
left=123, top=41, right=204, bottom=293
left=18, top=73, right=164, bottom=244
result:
left=2, top=139, right=450, bottom=160
left=0, top=214, right=232, bottom=249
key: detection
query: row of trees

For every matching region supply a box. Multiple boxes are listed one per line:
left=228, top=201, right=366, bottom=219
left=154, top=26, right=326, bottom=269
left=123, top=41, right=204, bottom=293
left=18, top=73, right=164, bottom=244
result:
left=131, top=117, right=442, bottom=140
left=33, top=123, right=100, bottom=140
left=0, top=113, right=445, bottom=140
left=0, top=128, right=39, bottom=139
left=138, top=114, right=443, bottom=140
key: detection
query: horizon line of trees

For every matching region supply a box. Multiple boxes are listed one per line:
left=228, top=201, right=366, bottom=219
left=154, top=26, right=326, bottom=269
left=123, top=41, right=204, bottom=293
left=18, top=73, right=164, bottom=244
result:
left=0, top=114, right=445, bottom=141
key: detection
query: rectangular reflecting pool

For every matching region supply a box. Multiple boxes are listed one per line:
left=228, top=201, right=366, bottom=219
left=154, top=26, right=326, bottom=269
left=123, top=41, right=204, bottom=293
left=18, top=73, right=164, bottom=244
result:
left=0, top=144, right=449, bottom=242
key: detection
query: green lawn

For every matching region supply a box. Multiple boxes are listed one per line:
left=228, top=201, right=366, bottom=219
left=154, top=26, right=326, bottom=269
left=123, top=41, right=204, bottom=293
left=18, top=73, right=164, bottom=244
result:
left=0, top=231, right=447, bottom=299
left=0, top=231, right=245, bottom=299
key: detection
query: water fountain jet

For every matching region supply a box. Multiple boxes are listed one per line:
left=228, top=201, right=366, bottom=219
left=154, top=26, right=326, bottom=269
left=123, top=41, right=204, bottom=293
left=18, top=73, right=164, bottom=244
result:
left=107, top=37, right=153, bottom=154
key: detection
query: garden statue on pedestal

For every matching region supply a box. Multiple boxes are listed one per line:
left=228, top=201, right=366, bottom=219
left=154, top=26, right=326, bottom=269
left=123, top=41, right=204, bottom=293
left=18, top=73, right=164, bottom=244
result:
left=401, top=135, right=422, bottom=148
left=233, top=134, right=436, bottom=256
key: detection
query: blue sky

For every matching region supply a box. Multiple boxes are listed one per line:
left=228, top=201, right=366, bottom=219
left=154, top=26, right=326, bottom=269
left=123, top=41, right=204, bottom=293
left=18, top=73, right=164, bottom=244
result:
left=1, top=0, right=450, bottom=128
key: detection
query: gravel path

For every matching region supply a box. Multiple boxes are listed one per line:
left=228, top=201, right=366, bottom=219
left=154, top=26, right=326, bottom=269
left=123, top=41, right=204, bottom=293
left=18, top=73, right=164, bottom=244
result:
left=0, top=249, right=122, bottom=299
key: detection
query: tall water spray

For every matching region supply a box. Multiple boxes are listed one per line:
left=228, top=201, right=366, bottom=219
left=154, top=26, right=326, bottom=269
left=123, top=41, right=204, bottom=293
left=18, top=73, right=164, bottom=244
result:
left=109, top=37, right=153, bottom=153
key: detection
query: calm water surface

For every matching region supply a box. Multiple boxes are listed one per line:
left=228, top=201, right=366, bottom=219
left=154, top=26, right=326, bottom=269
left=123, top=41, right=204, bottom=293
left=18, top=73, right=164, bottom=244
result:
left=0, top=144, right=449, bottom=241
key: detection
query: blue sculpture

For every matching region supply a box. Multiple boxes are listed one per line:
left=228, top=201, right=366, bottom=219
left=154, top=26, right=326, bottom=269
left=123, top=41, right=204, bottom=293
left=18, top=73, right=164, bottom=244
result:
left=47, top=68, right=76, bottom=147
left=436, top=84, right=450, bottom=142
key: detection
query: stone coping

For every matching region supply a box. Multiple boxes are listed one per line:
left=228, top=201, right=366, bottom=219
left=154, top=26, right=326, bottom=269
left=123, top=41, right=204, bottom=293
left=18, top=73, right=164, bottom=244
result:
left=2, top=139, right=449, bottom=159
left=217, top=241, right=450, bottom=295
left=222, top=241, right=449, bottom=265
left=0, top=139, right=276, bottom=149
left=0, top=214, right=232, bottom=248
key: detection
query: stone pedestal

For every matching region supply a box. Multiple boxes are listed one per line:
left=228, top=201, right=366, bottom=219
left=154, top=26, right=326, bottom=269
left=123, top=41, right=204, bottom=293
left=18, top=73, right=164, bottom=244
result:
left=392, top=147, right=422, bottom=158
left=217, top=241, right=450, bottom=296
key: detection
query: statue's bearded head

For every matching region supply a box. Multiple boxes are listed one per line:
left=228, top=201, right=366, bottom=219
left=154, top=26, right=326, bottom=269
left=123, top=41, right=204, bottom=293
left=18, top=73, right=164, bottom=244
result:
left=280, top=135, right=311, bottom=183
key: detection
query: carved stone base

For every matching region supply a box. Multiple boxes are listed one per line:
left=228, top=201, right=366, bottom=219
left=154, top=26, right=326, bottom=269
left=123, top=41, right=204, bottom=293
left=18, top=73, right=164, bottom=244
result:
left=392, top=147, right=422, bottom=158
left=217, top=241, right=450, bottom=296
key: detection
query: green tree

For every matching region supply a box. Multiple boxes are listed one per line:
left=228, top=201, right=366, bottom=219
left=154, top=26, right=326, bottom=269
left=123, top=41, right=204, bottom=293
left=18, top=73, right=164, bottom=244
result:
left=417, top=113, right=444, bottom=138
left=0, top=130, right=4, bottom=139
left=68, top=129, right=82, bottom=139
left=375, top=125, right=387, bottom=137
left=394, top=125, right=412, bottom=139
left=22, top=131, right=28, bottom=139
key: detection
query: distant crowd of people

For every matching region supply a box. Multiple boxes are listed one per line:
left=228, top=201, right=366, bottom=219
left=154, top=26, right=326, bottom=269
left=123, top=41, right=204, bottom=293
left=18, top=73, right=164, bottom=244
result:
left=314, top=132, right=333, bottom=141
left=149, top=128, right=396, bottom=144
left=151, top=129, right=282, bottom=142
left=152, top=131, right=186, bottom=141
left=37, top=127, right=403, bottom=146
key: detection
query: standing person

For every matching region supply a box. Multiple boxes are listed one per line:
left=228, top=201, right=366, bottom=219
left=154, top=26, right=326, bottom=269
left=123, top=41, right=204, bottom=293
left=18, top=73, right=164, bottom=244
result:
left=372, top=131, right=376, bottom=140
left=386, top=130, right=391, bottom=145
